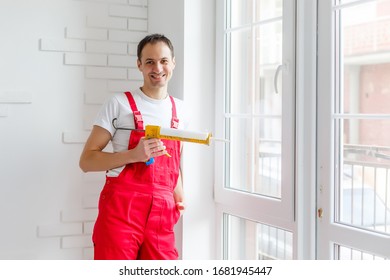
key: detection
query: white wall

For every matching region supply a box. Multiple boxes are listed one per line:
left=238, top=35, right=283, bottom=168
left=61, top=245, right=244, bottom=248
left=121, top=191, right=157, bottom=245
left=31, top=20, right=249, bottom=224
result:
left=181, top=0, right=216, bottom=260
left=148, top=0, right=184, bottom=100
left=0, top=0, right=148, bottom=259
left=148, top=0, right=185, bottom=258
left=1, top=0, right=216, bottom=260
left=148, top=0, right=216, bottom=260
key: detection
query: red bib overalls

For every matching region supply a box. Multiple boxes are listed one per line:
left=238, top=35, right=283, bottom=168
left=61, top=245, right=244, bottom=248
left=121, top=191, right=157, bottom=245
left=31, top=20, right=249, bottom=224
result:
left=92, top=91, right=181, bottom=260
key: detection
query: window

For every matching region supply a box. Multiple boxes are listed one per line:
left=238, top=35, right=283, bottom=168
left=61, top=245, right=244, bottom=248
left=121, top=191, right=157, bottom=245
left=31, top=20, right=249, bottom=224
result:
left=224, top=214, right=293, bottom=260
left=317, top=0, right=390, bottom=259
left=215, top=0, right=296, bottom=259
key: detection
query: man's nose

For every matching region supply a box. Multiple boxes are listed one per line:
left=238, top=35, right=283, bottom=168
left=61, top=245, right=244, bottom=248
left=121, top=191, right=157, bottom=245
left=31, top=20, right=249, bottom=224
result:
left=153, top=62, right=163, bottom=72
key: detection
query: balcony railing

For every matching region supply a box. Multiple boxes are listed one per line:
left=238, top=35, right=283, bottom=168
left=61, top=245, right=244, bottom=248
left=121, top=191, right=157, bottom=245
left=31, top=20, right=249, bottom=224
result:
left=340, top=144, right=390, bottom=235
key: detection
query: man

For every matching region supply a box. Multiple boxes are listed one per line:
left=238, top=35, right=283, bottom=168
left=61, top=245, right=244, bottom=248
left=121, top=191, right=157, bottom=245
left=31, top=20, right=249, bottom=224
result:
left=79, top=34, right=187, bottom=260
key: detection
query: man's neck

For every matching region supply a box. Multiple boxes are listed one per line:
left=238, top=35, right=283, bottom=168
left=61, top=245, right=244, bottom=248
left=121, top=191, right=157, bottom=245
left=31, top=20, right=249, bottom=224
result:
left=140, top=86, right=168, bottom=100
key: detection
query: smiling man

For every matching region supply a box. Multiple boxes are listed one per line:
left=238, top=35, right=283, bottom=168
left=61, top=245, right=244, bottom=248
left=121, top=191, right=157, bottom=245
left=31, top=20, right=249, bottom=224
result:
left=79, top=34, right=188, bottom=260
left=137, top=37, right=175, bottom=98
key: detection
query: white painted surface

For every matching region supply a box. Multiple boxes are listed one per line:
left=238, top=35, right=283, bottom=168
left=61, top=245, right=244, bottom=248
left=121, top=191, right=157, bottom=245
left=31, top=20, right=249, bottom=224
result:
left=0, top=0, right=216, bottom=260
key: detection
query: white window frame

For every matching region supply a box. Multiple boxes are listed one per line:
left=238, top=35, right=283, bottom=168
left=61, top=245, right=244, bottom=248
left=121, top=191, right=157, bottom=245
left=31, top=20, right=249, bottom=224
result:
left=317, top=0, right=390, bottom=259
left=214, top=0, right=298, bottom=259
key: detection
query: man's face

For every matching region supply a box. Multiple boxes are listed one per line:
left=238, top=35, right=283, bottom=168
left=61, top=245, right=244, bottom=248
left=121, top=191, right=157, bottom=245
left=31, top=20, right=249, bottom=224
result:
left=137, top=41, right=175, bottom=90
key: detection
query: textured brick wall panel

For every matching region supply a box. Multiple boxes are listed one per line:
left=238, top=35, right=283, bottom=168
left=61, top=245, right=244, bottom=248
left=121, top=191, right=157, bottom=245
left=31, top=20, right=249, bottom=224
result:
left=64, top=53, right=107, bottom=66
left=74, top=0, right=128, bottom=3
left=0, top=105, right=8, bottom=117
left=128, top=68, right=143, bottom=80
left=66, top=27, right=108, bottom=41
left=87, top=15, right=127, bottom=29
left=109, top=5, right=147, bottom=18
left=108, top=54, right=137, bottom=67
left=40, top=38, right=85, bottom=52
left=83, top=222, right=95, bottom=235
left=128, top=0, right=148, bottom=6
left=0, top=91, right=32, bottom=104
left=83, top=105, right=102, bottom=129
left=62, top=131, right=91, bottom=144
left=109, top=29, right=147, bottom=42
left=86, top=41, right=128, bottom=54
left=38, top=223, right=83, bottom=237
left=108, top=80, right=141, bottom=92
left=128, top=42, right=138, bottom=55
left=62, top=235, right=93, bottom=249
left=128, top=18, right=148, bottom=31
left=86, top=66, right=127, bottom=79
left=61, top=209, right=98, bottom=223
left=37, top=0, right=148, bottom=259
left=82, top=194, right=100, bottom=209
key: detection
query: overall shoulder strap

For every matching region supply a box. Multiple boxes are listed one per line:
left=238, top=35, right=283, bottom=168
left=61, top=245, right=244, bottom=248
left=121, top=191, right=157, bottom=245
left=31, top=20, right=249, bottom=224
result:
left=169, top=96, right=179, bottom=129
left=124, top=91, right=144, bottom=130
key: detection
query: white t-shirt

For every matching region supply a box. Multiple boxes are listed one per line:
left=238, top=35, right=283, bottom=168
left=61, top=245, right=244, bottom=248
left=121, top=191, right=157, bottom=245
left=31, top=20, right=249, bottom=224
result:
left=94, top=88, right=190, bottom=176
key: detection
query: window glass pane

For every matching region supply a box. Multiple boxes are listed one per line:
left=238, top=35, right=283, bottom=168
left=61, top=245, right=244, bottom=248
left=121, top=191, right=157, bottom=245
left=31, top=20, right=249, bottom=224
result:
left=226, top=3, right=283, bottom=199
left=226, top=118, right=254, bottom=192
left=344, top=119, right=390, bottom=157
left=228, top=0, right=253, bottom=29
left=344, top=64, right=390, bottom=114
left=257, top=118, right=282, bottom=197
left=337, top=119, right=390, bottom=235
left=342, top=0, right=390, bottom=114
left=228, top=22, right=283, bottom=114
left=337, top=0, right=390, bottom=8
left=254, top=22, right=282, bottom=115
left=335, top=0, right=390, bottom=236
left=254, top=0, right=283, bottom=22
left=227, top=118, right=281, bottom=198
left=227, top=30, right=253, bottom=115
left=224, top=214, right=293, bottom=260
left=335, top=244, right=387, bottom=260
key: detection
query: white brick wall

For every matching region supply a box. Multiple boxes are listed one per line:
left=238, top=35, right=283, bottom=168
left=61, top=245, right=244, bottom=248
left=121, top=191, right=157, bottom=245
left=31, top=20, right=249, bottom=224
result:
left=128, top=18, right=148, bottom=31
left=128, top=68, right=143, bottom=80
left=84, top=79, right=109, bottom=105
left=62, top=131, right=91, bottom=144
left=66, top=26, right=108, bottom=40
left=109, top=5, right=148, bottom=18
left=0, top=91, right=33, bottom=104
left=107, top=80, right=140, bottom=92
left=40, top=0, right=146, bottom=104
left=86, top=66, right=127, bottom=79
left=108, top=29, right=147, bottom=42
left=34, top=0, right=147, bottom=259
left=61, top=209, right=98, bottom=223
left=108, top=54, right=137, bottom=67
left=38, top=223, right=83, bottom=237
left=128, top=42, right=138, bottom=54
left=40, top=38, right=85, bottom=52
left=62, top=235, right=93, bottom=249
left=1, top=0, right=214, bottom=261
left=86, top=41, right=128, bottom=54
left=87, top=16, right=128, bottom=29
left=64, top=53, right=108, bottom=66
left=0, top=105, right=9, bottom=117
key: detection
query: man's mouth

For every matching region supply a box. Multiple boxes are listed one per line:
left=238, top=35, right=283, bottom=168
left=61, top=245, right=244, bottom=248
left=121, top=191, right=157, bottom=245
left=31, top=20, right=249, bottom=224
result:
left=150, top=73, right=166, bottom=79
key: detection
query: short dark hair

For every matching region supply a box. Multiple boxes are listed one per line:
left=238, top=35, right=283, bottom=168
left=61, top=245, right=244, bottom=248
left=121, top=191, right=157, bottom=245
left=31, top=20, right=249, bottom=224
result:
left=137, top=33, right=175, bottom=61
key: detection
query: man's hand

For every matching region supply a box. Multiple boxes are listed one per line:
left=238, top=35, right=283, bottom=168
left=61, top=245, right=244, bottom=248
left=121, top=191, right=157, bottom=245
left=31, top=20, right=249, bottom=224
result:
left=133, top=137, right=167, bottom=162
left=176, top=201, right=186, bottom=215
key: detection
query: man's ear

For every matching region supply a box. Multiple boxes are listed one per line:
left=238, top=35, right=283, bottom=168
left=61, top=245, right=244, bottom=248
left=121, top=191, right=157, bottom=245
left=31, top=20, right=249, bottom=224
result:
left=172, top=57, right=176, bottom=70
left=137, top=59, right=142, bottom=70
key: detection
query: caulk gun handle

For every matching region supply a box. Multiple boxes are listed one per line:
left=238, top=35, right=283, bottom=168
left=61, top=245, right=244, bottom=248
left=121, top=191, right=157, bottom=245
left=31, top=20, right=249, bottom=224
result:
left=145, top=157, right=155, bottom=165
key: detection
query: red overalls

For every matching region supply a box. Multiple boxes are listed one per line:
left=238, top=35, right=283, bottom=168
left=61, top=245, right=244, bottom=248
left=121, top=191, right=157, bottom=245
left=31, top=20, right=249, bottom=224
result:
left=92, top=91, right=181, bottom=260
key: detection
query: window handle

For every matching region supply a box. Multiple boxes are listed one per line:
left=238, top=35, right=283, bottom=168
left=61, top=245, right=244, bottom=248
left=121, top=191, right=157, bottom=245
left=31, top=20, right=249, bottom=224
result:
left=274, top=63, right=288, bottom=94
